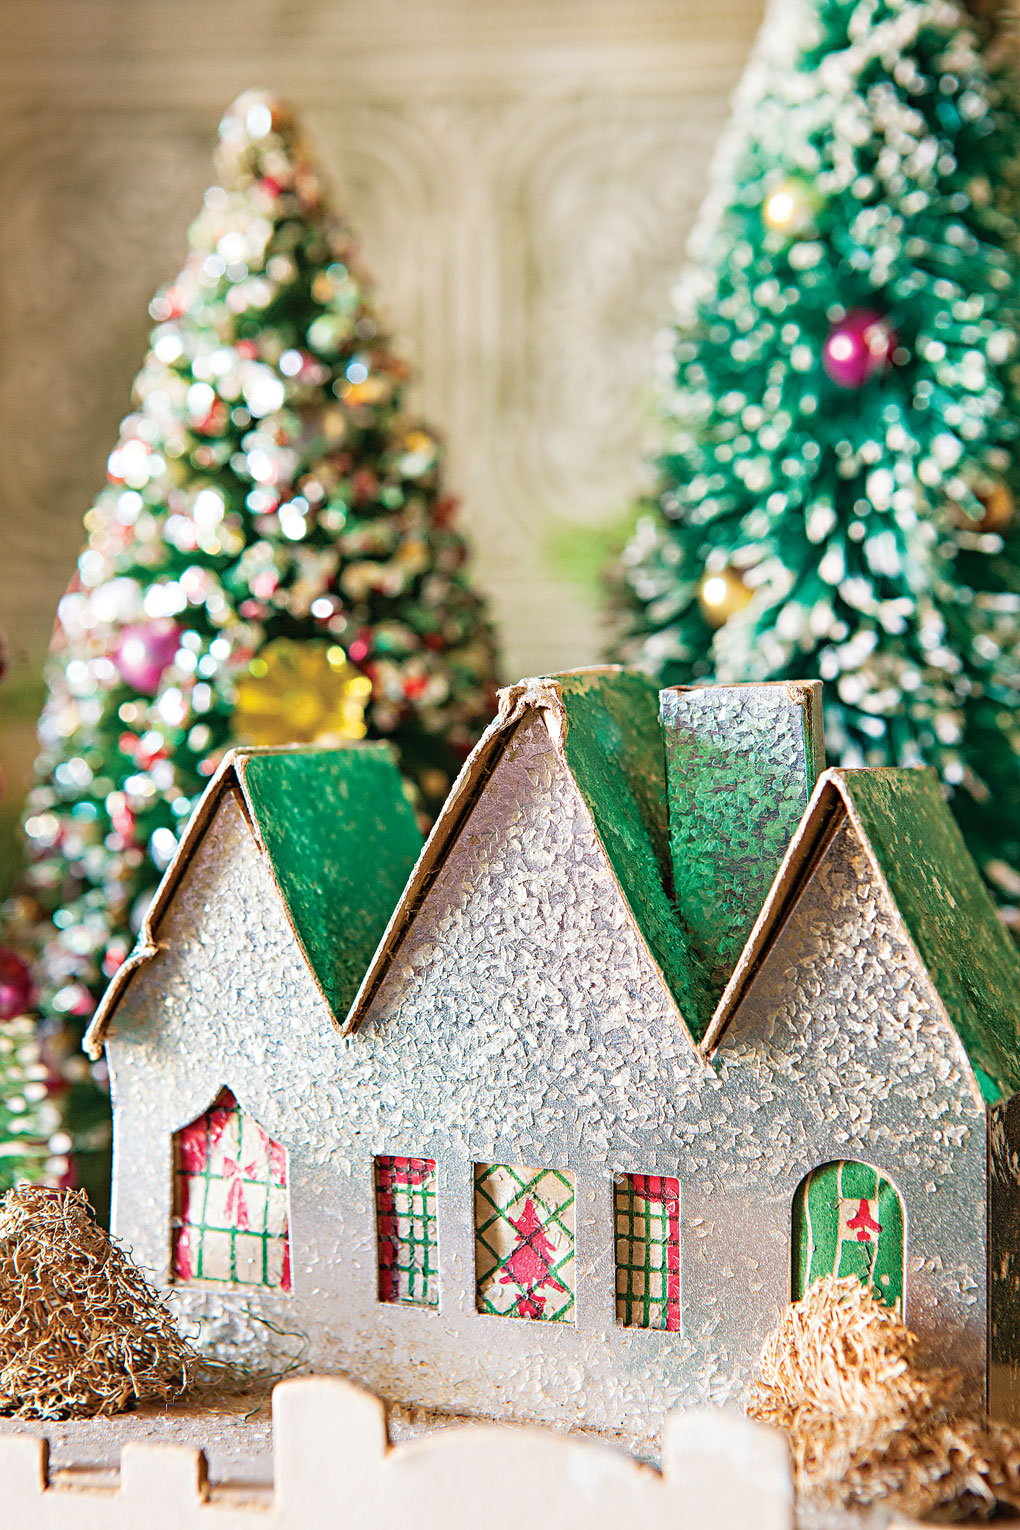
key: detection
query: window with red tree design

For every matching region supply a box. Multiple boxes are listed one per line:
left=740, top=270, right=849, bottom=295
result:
left=172, top=1087, right=290, bottom=1291
left=474, top=1164, right=575, bottom=1322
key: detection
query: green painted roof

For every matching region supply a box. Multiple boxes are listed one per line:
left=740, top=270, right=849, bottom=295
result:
left=839, top=768, right=1020, bottom=1105
left=555, top=670, right=717, bottom=1041
left=659, top=684, right=822, bottom=1025
left=237, top=745, right=424, bottom=1021
left=556, top=671, right=820, bottom=1044
left=331, top=672, right=1020, bottom=1105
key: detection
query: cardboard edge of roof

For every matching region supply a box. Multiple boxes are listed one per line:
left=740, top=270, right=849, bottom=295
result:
left=85, top=668, right=1020, bottom=1111
left=82, top=741, right=425, bottom=1059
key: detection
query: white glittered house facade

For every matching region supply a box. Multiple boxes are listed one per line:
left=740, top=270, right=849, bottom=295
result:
left=86, top=670, right=1020, bottom=1449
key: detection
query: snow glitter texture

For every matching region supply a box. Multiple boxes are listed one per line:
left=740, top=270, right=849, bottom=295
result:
left=617, top=0, right=1020, bottom=912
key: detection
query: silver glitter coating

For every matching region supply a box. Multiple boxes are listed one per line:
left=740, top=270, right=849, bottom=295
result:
left=660, top=681, right=822, bottom=1003
left=106, top=712, right=993, bottom=1452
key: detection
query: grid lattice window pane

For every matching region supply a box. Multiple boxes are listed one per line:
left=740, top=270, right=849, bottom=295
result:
left=375, top=1156, right=439, bottom=1308
left=172, top=1087, right=290, bottom=1291
left=474, top=1163, right=575, bottom=1323
left=614, top=1173, right=680, bottom=1331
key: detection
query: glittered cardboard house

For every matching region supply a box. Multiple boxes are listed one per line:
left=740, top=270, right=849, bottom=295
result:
left=85, top=670, right=1020, bottom=1450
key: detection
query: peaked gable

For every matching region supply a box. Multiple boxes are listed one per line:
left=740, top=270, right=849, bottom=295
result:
left=85, top=742, right=423, bottom=1056
left=346, top=669, right=820, bottom=1047
left=345, top=669, right=710, bottom=1044
left=554, top=670, right=715, bottom=1038
left=838, top=769, right=1020, bottom=1105
left=704, top=767, right=1020, bottom=1105
left=354, top=707, right=698, bottom=1126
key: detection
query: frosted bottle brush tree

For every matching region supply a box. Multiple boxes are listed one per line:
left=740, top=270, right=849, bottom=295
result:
left=615, top=0, right=1020, bottom=916
left=10, top=90, right=498, bottom=1174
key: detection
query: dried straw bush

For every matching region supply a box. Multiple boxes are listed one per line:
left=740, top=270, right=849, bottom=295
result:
left=0, top=1184, right=197, bottom=1419
left=749, top=1274, right=1020, bottom=1522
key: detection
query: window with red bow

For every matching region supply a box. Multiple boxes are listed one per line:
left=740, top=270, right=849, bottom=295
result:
left=172, top=1087, right=290, bottom=1291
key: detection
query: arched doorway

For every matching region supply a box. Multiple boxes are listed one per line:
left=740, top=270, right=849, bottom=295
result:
left=792, top=1161, right=904, bottom=1312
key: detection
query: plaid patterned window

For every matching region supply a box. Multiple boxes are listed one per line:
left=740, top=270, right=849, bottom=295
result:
left=475, top=1164, right=575, bottom=1322
left=614, top=1173, right=681, bottom=1331
left=172, top=1088, right=290, bottom=1291
left=375, top=1156, right=439, bottom=1308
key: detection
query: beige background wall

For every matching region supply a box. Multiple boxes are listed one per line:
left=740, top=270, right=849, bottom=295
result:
left=0, top=0, right=764, bottom=837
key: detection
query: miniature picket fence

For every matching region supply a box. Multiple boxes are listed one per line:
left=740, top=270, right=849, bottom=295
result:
left=1, top=1374, right=794, bottom=1530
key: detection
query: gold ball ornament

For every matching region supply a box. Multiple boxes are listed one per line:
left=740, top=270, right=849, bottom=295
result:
left=311, top=271, right=337, bottom=304
left=419, top=767, right=450, bottom=802
left=0, top=895, right=44, bottom=937
left=762, top=177, right=819, bottom=237
left=949, top=482, right=1016, bottom=533
left=976, top=481, right=1015, bottom=532
left=342, top=375, right=391, bottom=408
left=232, top=638, right=373, bottom=748
left=698, top=567, right=753, bottom=628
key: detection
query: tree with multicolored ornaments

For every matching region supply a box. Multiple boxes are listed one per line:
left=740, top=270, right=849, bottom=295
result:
left=6, top=90, right=498, bottom=1189
left=0, top=959, right=64, bottom=1191
left=0, top=637, right=63, bottom=1190
left=615, top=0, right=1020, bottom=916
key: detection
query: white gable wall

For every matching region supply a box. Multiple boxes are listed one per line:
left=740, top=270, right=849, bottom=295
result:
left=719, top=817, right=986, bottom=1394
left=106, top=719, right=988, bottom=1449
left=106, top=786, right=338, bottom=1334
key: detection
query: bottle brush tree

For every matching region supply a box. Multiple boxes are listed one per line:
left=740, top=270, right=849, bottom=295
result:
left=9, top=90, right=498, bottom=1191
left=615, top=0, right=1020, bottom=918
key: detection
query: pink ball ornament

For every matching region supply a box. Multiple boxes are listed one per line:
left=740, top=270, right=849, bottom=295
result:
left=822, top=309, right=897, bottom=389
left=0, top=948, right=35, bottom=1021
left=114, top=620, right=181, bottom=694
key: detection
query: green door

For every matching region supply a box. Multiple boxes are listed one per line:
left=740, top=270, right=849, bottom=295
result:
left=792, top=1161, right=904, bottom=1311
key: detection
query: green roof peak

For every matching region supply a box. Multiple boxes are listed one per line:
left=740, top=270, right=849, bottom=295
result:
left=84, top=741, right=425, bottom=1058
left=236, top=745, right=424, bottom=1021
left=553, top=672, right=822, bottom=1043
left=836, top=768, right=1020, bottom=1105
left=660, top=683, right=823, bottom=1011
left=554, top=670, right=715, bottom=1041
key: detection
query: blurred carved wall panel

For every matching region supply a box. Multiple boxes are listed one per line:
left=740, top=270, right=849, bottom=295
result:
left=0, top=0, right=763, bottom=684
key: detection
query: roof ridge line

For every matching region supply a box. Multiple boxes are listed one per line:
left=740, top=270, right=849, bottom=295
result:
left=698, top=769, right=850, bottom=1060
left=699, top=764, right=909, bottom=1057
left=822, top=774, right=990, bottom=1114
left=342, top=669, right=706, bottom=1057
left=83, top=749, right=248, bottom=1057
left=85, top=741, right=417, bottom=1058
left=698, top=763, right=1005, bottom=1112
left=340, top=676, right=573, bottom=1035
